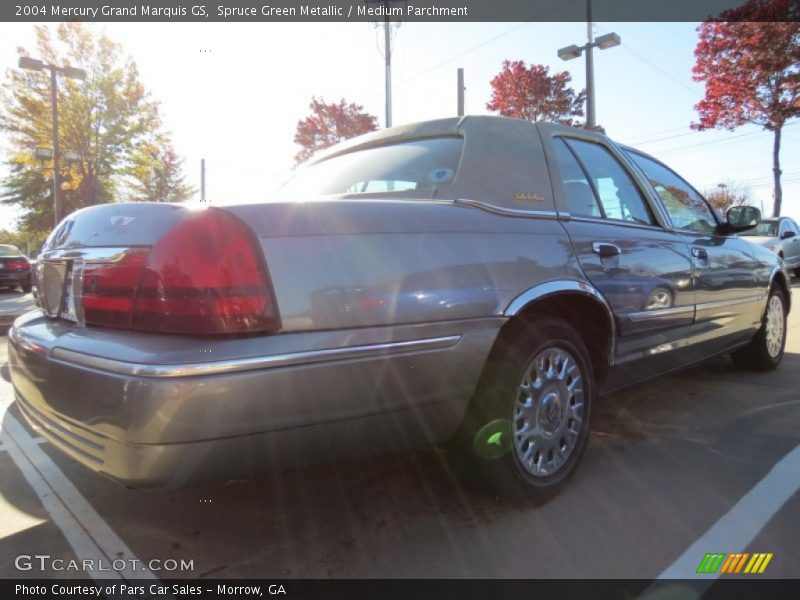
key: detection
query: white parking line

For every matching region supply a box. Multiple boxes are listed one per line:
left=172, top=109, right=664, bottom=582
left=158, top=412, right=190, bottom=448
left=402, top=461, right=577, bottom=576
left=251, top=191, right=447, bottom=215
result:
left=658, top=442, right=800, bottom=579
left=1, top=400, right=157, bottom=581
left=0, top=436, right=45, bottom=452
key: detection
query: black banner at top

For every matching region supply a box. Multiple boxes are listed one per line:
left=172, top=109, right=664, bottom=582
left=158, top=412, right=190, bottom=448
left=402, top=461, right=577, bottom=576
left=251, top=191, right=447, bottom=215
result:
left=2, top=0, right=798, bottom=23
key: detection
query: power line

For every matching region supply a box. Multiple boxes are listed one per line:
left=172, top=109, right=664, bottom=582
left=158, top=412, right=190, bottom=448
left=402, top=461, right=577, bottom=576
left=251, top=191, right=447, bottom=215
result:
left=653, top=122, right=800, bottom=157
left=618, top=125, right=694, bottom=144
left=628, top=130, right=697, bottom=146
left=398, top=22, right=533, bottom=86
left=595, top=24, right=701, bottom=99
left=396, top=0, right=582, bottom=90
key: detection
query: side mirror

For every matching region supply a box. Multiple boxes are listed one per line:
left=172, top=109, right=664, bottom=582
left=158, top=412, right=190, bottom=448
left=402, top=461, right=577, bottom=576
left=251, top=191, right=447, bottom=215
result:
left=724, top=205, right=760, bottom=234
left=781, top=230, right=795, bottom=240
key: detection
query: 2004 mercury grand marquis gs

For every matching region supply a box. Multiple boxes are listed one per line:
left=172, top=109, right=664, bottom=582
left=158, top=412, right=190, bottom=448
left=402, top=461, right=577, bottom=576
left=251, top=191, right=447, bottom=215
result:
left=8, top=117, right=791, bottom=501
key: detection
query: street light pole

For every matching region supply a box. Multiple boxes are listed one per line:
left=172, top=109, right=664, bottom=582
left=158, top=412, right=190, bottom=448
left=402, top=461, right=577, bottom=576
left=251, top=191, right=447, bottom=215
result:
left=18, top=57, right=86, bottom=227
left=49, top=67, right=61, bottom=228
left=557, top=0, right=620, bottom=131
left=584, top=0, right=596, bottom=129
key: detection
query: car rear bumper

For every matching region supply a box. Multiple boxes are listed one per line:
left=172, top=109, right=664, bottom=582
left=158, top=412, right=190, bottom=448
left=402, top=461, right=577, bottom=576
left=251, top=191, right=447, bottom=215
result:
left=8, top=312, right=502, bottom=488
left=0, top=270, right=31, bottom=285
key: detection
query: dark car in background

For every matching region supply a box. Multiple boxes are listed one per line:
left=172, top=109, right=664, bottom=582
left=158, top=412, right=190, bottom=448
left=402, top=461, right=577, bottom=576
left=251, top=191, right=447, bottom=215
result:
left=0, top=244, right=32, bottom=293
left=7, top=117, right=793, bottom=502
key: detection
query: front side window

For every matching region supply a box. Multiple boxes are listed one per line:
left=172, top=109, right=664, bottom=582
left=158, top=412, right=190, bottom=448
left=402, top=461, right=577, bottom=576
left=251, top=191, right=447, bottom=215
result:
left=626, top=151, right=717, bottom=233
left=275, top=137, right=463, bottom=200
left=562, top=139, right=654, bottom=225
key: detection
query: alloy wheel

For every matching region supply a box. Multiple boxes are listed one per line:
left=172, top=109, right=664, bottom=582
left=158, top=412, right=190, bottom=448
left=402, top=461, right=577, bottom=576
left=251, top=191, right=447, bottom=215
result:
left=513, top=347, right=585, bottom=477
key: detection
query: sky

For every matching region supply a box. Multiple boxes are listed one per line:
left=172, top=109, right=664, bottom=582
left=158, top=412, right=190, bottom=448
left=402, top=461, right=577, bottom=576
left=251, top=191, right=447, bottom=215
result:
left=0, top=20, right=798, bottom=233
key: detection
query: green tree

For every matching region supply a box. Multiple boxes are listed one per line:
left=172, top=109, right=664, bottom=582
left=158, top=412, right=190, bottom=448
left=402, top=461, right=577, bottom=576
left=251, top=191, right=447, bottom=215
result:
left=127, top=135, right=196, bottom=202
left=0, top=23, right=168, bottom=236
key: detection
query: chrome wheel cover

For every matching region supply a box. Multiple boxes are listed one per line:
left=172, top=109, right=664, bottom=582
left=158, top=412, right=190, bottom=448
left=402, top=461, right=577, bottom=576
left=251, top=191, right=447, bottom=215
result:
left=513, top=347, right=585, bottom=478
left=765, top=294, right=785, bottom=358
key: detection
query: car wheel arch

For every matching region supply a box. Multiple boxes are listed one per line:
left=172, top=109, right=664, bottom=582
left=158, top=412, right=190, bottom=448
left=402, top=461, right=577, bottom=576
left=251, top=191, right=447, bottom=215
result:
left=769, top=267, right=791, bottom=315
left=499, top=281, right=616, bottom=386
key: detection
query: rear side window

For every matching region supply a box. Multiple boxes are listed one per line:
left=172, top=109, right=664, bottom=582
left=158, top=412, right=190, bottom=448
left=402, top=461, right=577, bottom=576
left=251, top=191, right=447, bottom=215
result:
left=552, top=138, right=603, bottom=218
left=564, top=139, right=654, bottom=225
left=626, top=151, right=717, bottom=233
left=275, top=137, right=463, bottom=200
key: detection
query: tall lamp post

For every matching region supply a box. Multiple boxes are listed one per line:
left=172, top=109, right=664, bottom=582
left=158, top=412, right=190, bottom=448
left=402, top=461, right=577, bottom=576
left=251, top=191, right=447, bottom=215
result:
left=557, top=0, right=620, bottom=130
left=18, top=56, right=86, bottom=227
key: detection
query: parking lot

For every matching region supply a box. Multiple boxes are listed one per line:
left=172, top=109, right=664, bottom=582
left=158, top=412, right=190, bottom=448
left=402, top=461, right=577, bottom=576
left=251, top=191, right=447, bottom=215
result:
left=0, top=282, right=798, bottom=581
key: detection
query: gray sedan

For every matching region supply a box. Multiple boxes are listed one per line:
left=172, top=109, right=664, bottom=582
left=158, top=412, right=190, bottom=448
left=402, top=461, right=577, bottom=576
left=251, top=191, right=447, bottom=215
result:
left=8, top=117, right=791, bottom=502
left=740, top=216, right=800, bottom=276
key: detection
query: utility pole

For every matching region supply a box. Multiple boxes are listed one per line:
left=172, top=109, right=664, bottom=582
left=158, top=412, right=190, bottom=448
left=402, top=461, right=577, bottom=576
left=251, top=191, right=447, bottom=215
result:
left=201, top=158, right=206, bottom=202
left=365, top=0, right=406, bottom=129
left=384, top=13, right=392, bottom=128
left=457, top=68, right=465, bottom=117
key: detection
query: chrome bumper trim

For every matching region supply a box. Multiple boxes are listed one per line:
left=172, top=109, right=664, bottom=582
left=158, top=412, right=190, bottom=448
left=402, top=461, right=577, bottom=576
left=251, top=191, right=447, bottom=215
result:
left=47, top=335, right=462, bottom=379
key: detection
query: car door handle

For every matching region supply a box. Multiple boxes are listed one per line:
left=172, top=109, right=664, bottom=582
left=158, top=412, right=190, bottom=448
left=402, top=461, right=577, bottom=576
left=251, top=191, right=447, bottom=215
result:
left=592, top=242, right=621, bottom=258
left=691, top=247, right=708, bottom=260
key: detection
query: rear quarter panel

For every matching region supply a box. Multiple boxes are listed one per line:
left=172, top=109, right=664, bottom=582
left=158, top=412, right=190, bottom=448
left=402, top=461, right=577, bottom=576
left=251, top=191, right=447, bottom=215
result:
left=223, top=200, right=582, bottom=331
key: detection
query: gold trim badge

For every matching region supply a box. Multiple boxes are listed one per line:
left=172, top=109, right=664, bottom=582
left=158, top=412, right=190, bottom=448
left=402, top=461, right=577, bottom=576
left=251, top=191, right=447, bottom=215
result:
left=515, top=192, right=545, bottom=202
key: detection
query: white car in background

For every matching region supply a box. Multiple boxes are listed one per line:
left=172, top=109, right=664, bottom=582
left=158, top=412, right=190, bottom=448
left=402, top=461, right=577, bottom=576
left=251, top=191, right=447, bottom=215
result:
left=740, top=217, right=800, bottom=276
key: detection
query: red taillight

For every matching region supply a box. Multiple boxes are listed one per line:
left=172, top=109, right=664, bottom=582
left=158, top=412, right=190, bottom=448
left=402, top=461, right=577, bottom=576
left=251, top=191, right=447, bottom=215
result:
left=7, top=258, right=29, bottom=270
left=82, top=208, right=279, bottom=335
left=83, top=251, right=148, bottom=328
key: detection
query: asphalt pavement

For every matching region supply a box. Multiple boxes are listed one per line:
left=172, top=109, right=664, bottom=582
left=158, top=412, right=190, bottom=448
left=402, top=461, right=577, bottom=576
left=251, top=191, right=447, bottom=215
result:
left=0, top=282, right=798, bottom=581
left=0, top=288, right=35, bottom=328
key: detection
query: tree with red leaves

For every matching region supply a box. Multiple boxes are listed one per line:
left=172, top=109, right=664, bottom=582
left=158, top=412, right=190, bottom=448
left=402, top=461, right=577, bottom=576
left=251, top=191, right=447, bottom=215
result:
left=293, top=97, right=378, bottom=164
left=486, top=60, right=585, bottom=126
left=692, top=0, right=800, bottom=217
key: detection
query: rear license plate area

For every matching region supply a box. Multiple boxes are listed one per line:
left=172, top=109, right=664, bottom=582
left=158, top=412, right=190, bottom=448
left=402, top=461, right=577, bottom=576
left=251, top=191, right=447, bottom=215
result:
left=41, top=262, right=67, bottom=317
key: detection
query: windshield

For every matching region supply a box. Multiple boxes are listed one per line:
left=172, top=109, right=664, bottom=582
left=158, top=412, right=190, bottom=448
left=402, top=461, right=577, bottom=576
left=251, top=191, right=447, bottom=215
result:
left=274, top=137, right=463, bottom=200
left=740, top=221, right=777, bottom=237
left=0, top=244, right=22, bottom=257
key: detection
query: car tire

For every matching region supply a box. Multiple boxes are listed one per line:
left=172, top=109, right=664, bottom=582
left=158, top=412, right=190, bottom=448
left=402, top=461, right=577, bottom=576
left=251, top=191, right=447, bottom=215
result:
left=731, top=286, right=787, bottom=372
left=451, top=316, right=594, bottom=503
left=21, top=282, right=32, bottom=293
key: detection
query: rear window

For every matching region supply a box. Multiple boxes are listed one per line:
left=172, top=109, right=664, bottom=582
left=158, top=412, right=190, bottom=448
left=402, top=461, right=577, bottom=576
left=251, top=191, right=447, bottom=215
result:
left=0, top=244, right=22, bottom=257
left=275, top=137, right=463, bottom=200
